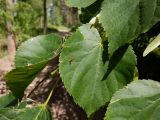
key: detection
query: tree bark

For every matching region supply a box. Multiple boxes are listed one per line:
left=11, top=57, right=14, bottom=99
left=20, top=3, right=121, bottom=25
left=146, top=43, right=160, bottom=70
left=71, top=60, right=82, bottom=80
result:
left=5, top=0, right=16, bottom=61
left=43, top=0, right=47, bottom=34
left=60, top=0, right=79, bottom=26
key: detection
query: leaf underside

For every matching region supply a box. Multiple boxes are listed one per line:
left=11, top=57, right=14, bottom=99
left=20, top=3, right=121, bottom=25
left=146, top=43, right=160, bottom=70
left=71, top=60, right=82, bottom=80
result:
left=15, top=34, right=61, bottom=67
left=5, top=62, right=47, bottom=97
left=5, top=34, right=61, bottom=98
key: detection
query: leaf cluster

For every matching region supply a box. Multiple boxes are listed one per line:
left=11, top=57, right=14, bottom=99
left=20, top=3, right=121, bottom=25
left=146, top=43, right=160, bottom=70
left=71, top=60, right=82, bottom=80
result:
left=1, top=0, right=160, bottom=119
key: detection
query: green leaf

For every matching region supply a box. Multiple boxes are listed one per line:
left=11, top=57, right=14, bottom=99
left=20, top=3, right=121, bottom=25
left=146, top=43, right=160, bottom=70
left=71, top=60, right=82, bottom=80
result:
left=67, top=0, right=160, bottom=56
left=15, top=34, right=61, bottom=67
left=5, top=34, right=61, bottom=98
left=0, top=93, right=16, bottom=108
left=15, top=105, right=52, bottom=120
left=0, top=105, right=52, bottom=120
left=99, top=0, right=160, bottom=56
left=66, top=0, right=96, bottom=8
left=0, top=108, right=21, bottom=120
left=105, top=80, right=160, bottom=120
left=59, top=24, right=136, bottom=116
left=102, top=45, right=136, bottom=81
left=143, top=34, right=160, bottom=56
left=5, top=62, right=47, bottom=97
left=15, top=101, right=27, bottom=109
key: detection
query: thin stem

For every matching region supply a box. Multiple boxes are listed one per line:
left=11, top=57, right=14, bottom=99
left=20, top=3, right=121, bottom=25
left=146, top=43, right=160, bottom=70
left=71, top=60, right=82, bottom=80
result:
left=50, top=67, right=59, bottom=76
left=44, top=78, right=59, bottom=106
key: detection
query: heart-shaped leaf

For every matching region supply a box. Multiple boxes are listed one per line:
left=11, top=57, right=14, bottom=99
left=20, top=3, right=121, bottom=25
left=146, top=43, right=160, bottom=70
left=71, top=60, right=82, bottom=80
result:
left=5, top=34, right=61, bottom=97
left=105, top=80, right=160, bottom=120
left=15, top=34, right=61, bottom=67
left=59, top=24, right=136, bottom=116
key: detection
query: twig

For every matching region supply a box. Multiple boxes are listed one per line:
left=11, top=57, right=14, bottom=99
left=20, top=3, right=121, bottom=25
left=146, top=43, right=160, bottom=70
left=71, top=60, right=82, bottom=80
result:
left=44, top=77, right=59, bottom=106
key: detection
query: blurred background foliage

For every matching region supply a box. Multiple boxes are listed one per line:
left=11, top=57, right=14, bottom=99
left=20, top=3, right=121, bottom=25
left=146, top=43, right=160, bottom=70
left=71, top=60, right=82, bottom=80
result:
left=0, top=0, right=79, bottom=57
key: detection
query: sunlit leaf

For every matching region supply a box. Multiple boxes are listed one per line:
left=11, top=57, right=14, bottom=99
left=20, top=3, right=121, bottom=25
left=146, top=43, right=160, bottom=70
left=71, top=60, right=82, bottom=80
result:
left=66, top=0, right=160, bottom=56
left=66, top=0, right=96, bottom=8
left=99, top=0, right=160, bottom=56
left=143, top=34, right=160, bottom=56
left=59, top=24, right=136, bottom=116
left=15, top=34, right=61, bottom=67
left=105, top=80, right=160, bottom=120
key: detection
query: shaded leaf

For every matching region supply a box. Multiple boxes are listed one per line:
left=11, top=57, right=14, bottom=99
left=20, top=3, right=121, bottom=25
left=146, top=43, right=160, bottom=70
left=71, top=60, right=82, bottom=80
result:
left=105, top=80, right=160, bottom=120
left=79, top=0, right=103, bottom=23
left=0, top=105, right=52, bottom=120
left=16, top=101, right=27, bottom=109
left=0, top=93, right=16, bottom=108
left=59, top=24, right=136, bottom=116
left=5, top=62, right=47, bottom=97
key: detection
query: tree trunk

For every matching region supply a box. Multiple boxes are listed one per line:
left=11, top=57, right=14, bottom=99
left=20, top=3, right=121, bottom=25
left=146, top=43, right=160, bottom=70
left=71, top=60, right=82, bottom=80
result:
left=5, top=0, right=16, bottom=61
left=43, top=0, right=47, bottom=34
left=60, top=0, right=79, bottom=26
